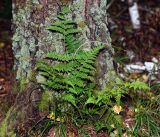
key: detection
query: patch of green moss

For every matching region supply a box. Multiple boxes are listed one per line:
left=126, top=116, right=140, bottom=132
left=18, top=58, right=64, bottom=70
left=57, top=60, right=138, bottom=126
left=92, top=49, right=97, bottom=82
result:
left=0, top=108, right=16, bottom=137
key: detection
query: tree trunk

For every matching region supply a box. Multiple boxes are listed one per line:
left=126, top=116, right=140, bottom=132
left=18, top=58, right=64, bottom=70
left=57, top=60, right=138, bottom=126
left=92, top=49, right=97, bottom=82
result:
left=1, top=0, right=116, bottom=136
left=12, top=0, right=115, bottom=88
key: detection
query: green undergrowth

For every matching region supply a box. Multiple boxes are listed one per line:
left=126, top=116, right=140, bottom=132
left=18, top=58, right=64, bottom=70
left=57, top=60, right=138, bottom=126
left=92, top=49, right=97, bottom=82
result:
left=29, top=6, right=160, bottom=137
left=0, top=108, right=16, bottom=137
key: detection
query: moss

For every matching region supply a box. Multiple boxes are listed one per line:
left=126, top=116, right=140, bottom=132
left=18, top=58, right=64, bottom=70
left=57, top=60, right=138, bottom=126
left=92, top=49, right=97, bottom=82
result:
left=32, top=0, right=39, bottom=4
left=12, top=4, right=33, bottom=81
left=0, top=108, right=16, bottom=137
left=19, top=78, right=28, bottom=92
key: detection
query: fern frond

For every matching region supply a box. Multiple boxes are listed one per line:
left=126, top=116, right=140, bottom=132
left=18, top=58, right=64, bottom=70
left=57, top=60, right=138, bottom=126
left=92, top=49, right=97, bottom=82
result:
left=36, top=61, right=54, bottom=76
left=57, top=14, right=65, bottom=20
left=53, top=62, right=78, bottom=72
left=62, top=94, right=77, bottom=106
left=44, top=80, right=67, bottom=90
left=68, top=87, right=84, bottom=95
left=59, top=6, right=70, bottom=15
left=76, top=45, right=105, bottom=60
left=80, top=62, right=95, bottom=70
left=52, top=20, right=75, bottom=26
left=71, top=71, right=92, bottom=80
left=47, top=26, right=65, bottom=34
left=78, top=67, right=94, bottom=74
left=65, top=29, right=81, bottom=35
left=37, top=6, right=110, bottom=133
left=68, top=76, right=85, bottom=88
left=125, top=80, right=150, bottom=91
left=47, top=52, right=74, bottom=62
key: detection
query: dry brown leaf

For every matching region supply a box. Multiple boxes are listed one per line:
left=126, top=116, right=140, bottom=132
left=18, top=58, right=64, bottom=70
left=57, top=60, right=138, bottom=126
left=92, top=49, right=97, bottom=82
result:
left=68, top=131, right=75, bottom=137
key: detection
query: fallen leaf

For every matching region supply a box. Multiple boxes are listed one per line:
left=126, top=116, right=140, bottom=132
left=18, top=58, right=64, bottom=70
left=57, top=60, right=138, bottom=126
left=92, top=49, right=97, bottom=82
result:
left=113, top=105, right=122, bottom=114
left=0, top=42, right=5, bottom=48
left=68, top=131, right=75, bottom=137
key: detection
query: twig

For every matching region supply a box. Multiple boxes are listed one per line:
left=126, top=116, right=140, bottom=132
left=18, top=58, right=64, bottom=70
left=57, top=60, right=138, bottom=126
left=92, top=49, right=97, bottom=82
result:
left=74, top=40, right=109, bottom=55
left=106, top=0, right=116, bottom=10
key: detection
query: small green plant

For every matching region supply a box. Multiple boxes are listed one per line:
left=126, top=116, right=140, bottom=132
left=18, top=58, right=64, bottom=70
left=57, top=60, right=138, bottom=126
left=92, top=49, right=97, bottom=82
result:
left=132, top=84, right=160, bottom=137
left=134, top=106, right=160, bottom=137
left=121, top=80, right=160, bottom=137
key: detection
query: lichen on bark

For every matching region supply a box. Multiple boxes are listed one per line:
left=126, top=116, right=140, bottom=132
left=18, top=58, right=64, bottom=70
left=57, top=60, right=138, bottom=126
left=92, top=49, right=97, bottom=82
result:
left=12, top=0, right=62, bottom=83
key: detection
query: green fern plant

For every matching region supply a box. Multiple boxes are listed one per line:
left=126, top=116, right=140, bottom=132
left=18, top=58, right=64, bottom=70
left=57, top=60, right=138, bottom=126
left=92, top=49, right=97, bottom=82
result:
left=36, top=6, right=122, bottom=136
left=37, top=7, right=104, bottom=109
left=35, top=6, right=156, bottom=136
left=36, top=6, right=106, bottom=134
left=47, top=6, right=81, bottom=53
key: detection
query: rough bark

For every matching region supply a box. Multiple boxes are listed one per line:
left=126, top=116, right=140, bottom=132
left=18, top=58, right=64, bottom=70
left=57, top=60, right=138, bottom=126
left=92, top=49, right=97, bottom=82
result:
left=0, top=0, right=116, bottom=136
left=0, top=83, right=42, bottom=136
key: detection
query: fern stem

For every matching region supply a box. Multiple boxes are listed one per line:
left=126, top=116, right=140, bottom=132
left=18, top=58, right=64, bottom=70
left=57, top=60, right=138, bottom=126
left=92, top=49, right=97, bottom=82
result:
left=74, top=40, right=107, bottom=55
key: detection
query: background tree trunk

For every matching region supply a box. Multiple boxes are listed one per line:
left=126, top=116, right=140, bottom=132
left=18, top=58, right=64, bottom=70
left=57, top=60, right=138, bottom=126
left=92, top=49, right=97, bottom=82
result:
left=1, top=0, right=116, bottom=136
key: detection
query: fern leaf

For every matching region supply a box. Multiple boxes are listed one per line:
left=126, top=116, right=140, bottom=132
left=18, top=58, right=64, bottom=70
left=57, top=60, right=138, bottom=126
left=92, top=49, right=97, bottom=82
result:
left=51, top=21, right=75, bottom=30
left=71, top=71, right=92, bottom=80
left=64, top=24, right=75, bottom=30
left=47, top=26, right=65, bottom=34
left=65, top=29, right=81, bottom=35
left=78, top=67, right=93, bottom=74
left=53, top=62, right=78, bottom=72
left=36, top=61, right=54, bottom=74
left=63, top=20, right=75, bottom=25
left=125, top=81, right=150, bottom=91
left=62, top=94, right=77, bottom=106
left=45, top=80, right=67, bottom=90
left=68, top=88, right=78, bottom=95
left=68, top=76, right=85, bottom=88
left=85, top=97, right=96, bottom=105
left=60, top=6, right=70, bottom=15
left=47, top=52, right=74, bottom=62
left=39, top=71, right=50, bottom=78
left=80, top=62, right=95, bottom=70
left=68, top=87, right=84, bottom=95
left=51, top=22, right=66, bottom=29
left=57, top=15, right=65, bottom=20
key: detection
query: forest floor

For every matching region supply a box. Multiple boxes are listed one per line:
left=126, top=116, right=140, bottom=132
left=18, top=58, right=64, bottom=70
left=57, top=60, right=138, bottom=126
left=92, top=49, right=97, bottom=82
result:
left=0, top=0, right=160, bottom=136
left=108, top=0, right=160, bottom=85
left=109, top=0, right=160, bottom=62
left=0, top=19, right=15, bottom=123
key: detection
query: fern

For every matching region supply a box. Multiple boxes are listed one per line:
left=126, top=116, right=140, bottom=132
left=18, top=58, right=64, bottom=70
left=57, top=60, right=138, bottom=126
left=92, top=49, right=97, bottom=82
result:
left=62, top=94, right=77, bottom=107
left=47, top=6, right=81, bottom=53
left=37, top=6, right=105, bottom=122
left=35, top=6, right=153, bottom=136
left=125, top=80, right=150, bottom=91
left=36, top=6, right=130, bottom=136
left=47, top=52, right=74, bottom=62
